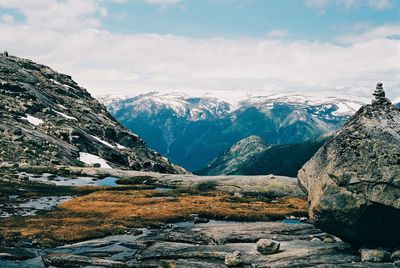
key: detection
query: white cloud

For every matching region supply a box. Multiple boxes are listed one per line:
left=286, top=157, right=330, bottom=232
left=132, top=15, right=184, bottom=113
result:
left=144, top=0, right=181, bottom=9
left=0, top=0, right=399, bottom=101
left=0, top=14, right=14, bottom=23
left=0, top=0, right=106, bottom=31
left=339, top=24, right=400, bottom=43
left=305, top=0, right=394, bottom=11
left=369, top=0, right=393, bottom=10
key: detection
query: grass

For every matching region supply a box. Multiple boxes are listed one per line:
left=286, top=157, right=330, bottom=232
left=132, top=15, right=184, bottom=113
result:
left=0, top=188, right=307, bottom=247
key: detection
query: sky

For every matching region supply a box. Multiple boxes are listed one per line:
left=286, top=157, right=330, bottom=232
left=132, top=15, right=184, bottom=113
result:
left=0, top=0, right=399, bottom=102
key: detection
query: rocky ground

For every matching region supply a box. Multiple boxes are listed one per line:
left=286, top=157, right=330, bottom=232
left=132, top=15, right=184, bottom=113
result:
left=0, top=167, right=398, bottom=267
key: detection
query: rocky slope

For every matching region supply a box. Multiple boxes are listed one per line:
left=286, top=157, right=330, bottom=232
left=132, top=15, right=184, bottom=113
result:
left=0, top=54, right=185, bottom=173
left=197, top=136, right=327, bottom=177
left=103, top=92, right=364, bottom=171
left=298, top=88, right=400, bottom=247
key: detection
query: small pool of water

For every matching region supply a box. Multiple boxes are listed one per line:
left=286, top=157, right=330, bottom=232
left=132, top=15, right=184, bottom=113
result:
left=281, top=219, right=302, bottom=224
left=154, top=187, right=173, bottom=193
left=95, top=177, right=118, bottom=187
left=26, top=173, right=120, bottom=187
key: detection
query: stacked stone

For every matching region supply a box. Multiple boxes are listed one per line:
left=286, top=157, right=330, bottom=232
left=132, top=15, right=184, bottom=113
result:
left=372, top=82, right=391, bottom=104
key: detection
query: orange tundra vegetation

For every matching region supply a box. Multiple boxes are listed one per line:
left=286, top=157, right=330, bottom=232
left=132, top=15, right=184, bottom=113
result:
left=0, top=189, right=307, bottom=247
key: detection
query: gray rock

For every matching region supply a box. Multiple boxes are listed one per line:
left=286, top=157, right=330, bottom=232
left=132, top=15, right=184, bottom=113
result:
left=224, top=251, right=242, bottom=267
left=193, top=217, right=209, bottom=224
left=42, top=253, right=130, bottom=267
left=392, top=250, right=400, bottom=261
left=298, top=92, right=400, bottom=247
left=361, top=249, right=391, bottom=263
left=394, top=261, right=400, bottom=267
left=323, top=237, right=335, bottom=243
left=256, top=239, right=280, bottom=255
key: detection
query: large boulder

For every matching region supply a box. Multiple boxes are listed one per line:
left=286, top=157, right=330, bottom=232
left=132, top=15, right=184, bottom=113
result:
left=298, top=84, right=400, bottom=247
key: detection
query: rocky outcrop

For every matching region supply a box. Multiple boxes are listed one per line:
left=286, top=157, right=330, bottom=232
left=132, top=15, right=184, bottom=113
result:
left=298, top=83, right=400, bottom=247
left=0, top=53, right=186, bottom=173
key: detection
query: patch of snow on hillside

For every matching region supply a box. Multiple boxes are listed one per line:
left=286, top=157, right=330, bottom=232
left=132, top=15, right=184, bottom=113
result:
left=116, top=143, right=126, bottom=149
left=50, top=79, right=73, bottom=89
left=54, top=110, right=77, bottom=120
left=332, top=101, right=363, bottom=116
left=90, top=135, right=115, bottom=148
left=57, top=104, right=67, bottom=110
left=22, top=114, right=44, bottom=126
left=78, top=152, right=111, bottom=168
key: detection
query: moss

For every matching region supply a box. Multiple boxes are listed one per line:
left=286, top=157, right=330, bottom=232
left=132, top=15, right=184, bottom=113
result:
left=0, top=189, right=307, bottom=247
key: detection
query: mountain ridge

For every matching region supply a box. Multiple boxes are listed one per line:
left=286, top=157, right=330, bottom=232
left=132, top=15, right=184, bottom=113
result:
left=196, top=135, right=328, bottom=177
left=103, top=91, right=366, bottom=171
left=0, top=54, right=186, bottom=173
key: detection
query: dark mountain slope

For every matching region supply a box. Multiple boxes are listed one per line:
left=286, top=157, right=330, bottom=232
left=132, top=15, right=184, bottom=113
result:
left=0, top=53, right=185, bottom=173
left=196, top=136, right=328, bottom=177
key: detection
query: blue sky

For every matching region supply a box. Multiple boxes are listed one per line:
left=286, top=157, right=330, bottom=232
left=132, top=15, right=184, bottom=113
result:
left=0, top=0, right=399, bottom=101
left=103, top=0, right=399, bottom=40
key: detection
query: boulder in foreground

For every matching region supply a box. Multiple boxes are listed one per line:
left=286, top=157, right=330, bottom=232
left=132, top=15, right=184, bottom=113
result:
left=298, top=83, right=400, bottom=247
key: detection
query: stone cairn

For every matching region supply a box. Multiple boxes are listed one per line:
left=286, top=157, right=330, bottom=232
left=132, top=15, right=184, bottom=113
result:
left=372, top=82, right=391, bottom=104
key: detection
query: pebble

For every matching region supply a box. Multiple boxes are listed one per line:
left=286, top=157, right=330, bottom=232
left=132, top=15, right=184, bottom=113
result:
left=256, top=239, right=280, bottom=255
left=225, top=251, right=242, bottom=267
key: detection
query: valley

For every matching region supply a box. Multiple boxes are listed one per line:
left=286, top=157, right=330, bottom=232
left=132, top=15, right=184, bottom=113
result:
left=103, top=92, right=365, bottom=172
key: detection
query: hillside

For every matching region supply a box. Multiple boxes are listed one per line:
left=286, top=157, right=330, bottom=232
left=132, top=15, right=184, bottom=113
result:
left=0, top=54, right=185, bottom=173
left=196, top=136, right=328, bottom=177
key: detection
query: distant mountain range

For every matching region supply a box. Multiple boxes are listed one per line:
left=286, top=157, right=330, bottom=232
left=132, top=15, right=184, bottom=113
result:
left=195, top=135, right=328, bottom=177
left=102, top=92, right=366, bottom=171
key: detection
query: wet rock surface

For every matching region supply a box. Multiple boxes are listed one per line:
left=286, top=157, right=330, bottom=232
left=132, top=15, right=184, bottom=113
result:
left=1, top=220, right=395, bottom=267
left=298, top=96, right=400, bottom=247
left=0, top=54, right=185, bottom=173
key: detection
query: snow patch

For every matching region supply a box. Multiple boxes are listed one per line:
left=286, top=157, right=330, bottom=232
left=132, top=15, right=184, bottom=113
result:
left=21, top=114, right=44, bottom=126
left=55, top=110, right=77, bottom=120
left=332, top=101, right=362, bottom=116
left=78, top=152, right=112, bottom=168
left=90, top=135, right=115, bottom=148
left=116, top=143, right=126, bottom=149
left=50, top=79, right=72, bottom=89
left=57, top=104, right=68, bottom=110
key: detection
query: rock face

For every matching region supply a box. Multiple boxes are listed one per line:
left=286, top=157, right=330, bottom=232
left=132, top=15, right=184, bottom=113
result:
left=298, top=84, right=400, bottom=247
left=0, top=53, right=186, bottom=173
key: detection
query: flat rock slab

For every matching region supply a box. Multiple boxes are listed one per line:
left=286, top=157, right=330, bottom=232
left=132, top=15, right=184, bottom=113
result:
left=1, top=221, right=394, bottom=267
left=136, top=221, right=392, bottom=267
left=42, top=253, right=130, bottom=267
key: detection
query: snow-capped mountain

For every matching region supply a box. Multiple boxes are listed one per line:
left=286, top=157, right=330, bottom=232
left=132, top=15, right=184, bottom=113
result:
left=101, top=91, right=367, bottom=171
left=103, top=92, right=231, bottom=121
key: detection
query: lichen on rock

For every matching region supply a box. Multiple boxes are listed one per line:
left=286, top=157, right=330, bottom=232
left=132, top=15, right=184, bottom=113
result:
left=298, top=83, right=400, bottom=247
